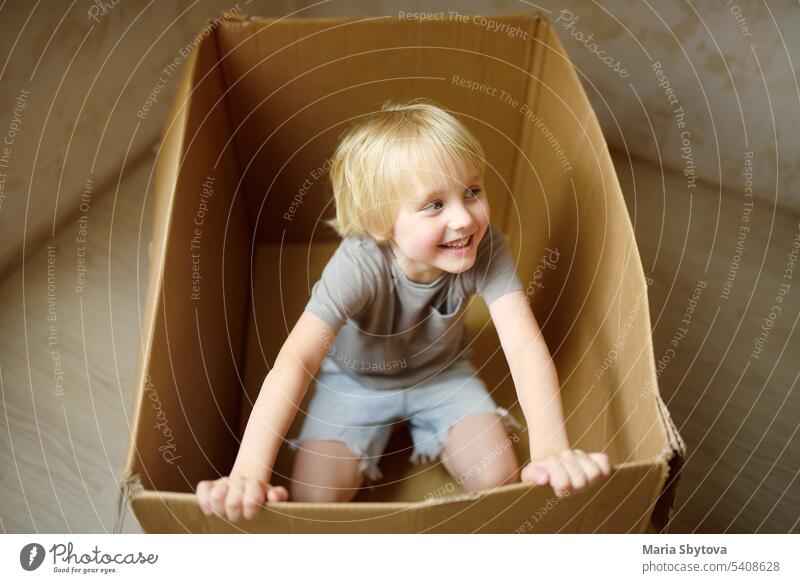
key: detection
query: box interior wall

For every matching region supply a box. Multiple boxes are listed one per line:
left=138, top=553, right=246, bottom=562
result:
left=122, top=13, right=682, bottom=533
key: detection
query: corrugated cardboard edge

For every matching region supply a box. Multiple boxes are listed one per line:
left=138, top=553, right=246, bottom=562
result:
left=114, top=473, right=145, bottom=533
left=650, top=393, right=687, bottom=532
left=117, top=11, right=687, bottom=534
left=115, top=15, right=209, bottom=535
left=124, top=461, right=663, bottom=533
left=538, top=18, right=687, bottom=533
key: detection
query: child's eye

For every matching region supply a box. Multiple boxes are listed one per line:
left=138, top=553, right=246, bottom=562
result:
left=422, top=201, right=444, bottom=212
left=466, top=187, right=482, bottom=198
left=420, top=188, right=480, bottom=212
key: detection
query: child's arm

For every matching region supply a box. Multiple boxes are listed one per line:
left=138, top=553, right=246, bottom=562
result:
left=488, top=290, right=611, bottom=497
left=196, top=310, right=336, bottom=521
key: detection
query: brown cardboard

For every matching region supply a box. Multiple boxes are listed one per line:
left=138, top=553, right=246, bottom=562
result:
left=119, top=12, right=685, bottom=533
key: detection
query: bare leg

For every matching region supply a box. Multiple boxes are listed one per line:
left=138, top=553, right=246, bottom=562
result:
left=290, top=440, right=364, bottom=502
left=440, top=413, right=520, bottom=492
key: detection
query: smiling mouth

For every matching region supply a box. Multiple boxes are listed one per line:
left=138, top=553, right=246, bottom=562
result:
left=439, top=234, right=473, bottom=250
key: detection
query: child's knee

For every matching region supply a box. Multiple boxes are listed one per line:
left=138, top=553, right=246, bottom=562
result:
left=442, top=413, right=521, bottom=491
left=290, top=440, right=364, bottom=502
left=461, top=455, right=520, bottom=492
left=290, top=480, right=360, bottom=503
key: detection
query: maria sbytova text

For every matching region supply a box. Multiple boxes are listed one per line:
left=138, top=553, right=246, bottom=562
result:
left=643, top=544, right=727, bottom=557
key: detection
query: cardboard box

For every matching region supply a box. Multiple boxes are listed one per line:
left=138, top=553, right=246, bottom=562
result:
left=119, top=12, right=685, bottom=533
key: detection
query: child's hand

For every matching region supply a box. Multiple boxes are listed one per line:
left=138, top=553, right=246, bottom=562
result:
left=196, top=476, right=289, bottom=522
left=521, top=449, right=611, bottom=498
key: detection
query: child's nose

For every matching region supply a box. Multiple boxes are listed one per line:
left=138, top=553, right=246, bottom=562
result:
left=447, top=202, right=475, bottom=231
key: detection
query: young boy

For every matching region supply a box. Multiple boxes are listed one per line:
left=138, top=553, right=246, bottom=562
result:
left=196, top=99, right=611, bottom=522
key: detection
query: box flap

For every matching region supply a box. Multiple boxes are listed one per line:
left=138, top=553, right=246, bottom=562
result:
left=650, top=393, right=687, bottom=532
left=128, top=459, right=664, bottom=533
left=126, top=10, right=685, bottom=533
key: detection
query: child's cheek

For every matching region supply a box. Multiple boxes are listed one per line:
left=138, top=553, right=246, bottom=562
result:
left=479, top=198, right=491, bottom=223
left=419, top=236, right=441, bottom=259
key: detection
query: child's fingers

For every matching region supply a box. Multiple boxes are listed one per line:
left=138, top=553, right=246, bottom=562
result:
left=196, top=481, right=213, bottom=515
left=224, top=478, right=246, bottom=522
left=267, top=485, right=289, bottom=502
left=589, top=452, right=612, bottom=475
left=573, top=450, right=604, bottom=484
left=557, top=452, right=587, bottom=493
left=521, top=463, right=549, bottom=485
left=242, top=480, right=267, bottom=520
left=208, top=479, right=230, bottom=517
left=542, top=459, right=571, bottom=496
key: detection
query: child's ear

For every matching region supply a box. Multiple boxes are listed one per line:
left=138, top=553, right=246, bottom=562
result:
left=371, top=234, right=393, bottom=247
left=368, top=225, right=393, bottom=245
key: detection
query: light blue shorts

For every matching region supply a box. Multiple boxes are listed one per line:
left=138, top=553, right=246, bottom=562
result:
left=287, top=359, right=523, bottom=484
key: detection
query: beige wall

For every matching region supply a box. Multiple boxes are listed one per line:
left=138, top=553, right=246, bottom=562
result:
left=0, top=0, right=292, bottom=277
left=286, top=0, right=800, bottom=211
left=2, top=0, right=797, bottom=277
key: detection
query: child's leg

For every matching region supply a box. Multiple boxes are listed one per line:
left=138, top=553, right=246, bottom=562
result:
left=440, top=413, right=520, bottom=492
left=290, top=439, right=364, bottom=502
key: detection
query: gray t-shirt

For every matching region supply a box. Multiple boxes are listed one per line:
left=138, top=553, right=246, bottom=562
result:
left=304, top=223, right=523, bottom=389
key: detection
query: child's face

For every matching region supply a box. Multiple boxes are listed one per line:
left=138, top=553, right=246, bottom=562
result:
left=383, top=163, right=490, bottom=284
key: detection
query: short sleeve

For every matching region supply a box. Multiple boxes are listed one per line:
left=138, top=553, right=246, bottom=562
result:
left=472, top=224, right=524, bottom=306
left=304, top=238, right=379, bottom=333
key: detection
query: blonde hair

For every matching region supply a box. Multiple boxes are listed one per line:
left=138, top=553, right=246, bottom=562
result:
left=325, top=98, right=486, bottom=241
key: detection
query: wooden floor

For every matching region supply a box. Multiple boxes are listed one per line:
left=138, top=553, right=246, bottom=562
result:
left=0, top=146, right=797, bottom=533
left=615, top=152, right=799, bottom=533
left=0, top=150, right=154, bottom=533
